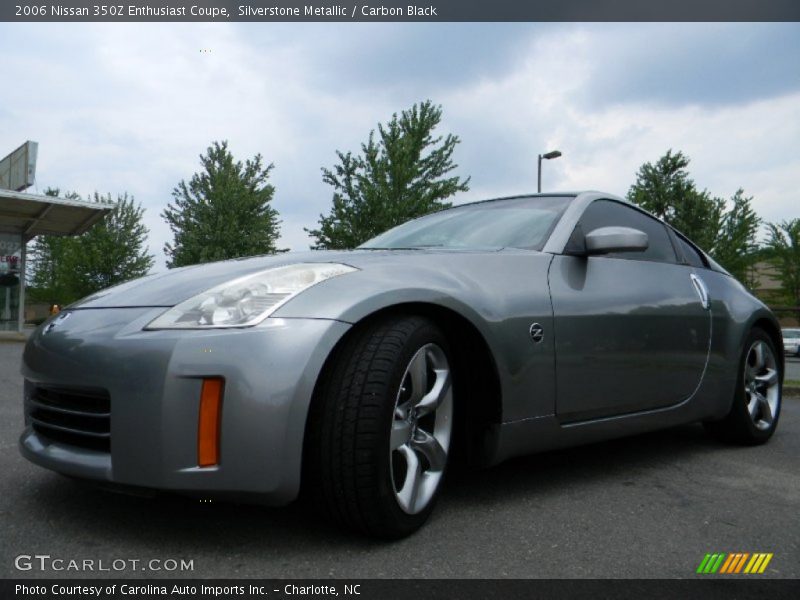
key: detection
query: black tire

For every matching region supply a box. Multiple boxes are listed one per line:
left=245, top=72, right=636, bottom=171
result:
left=305, top=314, right=454, bottom=538
left=704, top=328, right=782, bottom=445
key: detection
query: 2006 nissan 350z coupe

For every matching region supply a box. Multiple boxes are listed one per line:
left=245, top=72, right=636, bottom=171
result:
left=20, top=192, right=784, bottom=538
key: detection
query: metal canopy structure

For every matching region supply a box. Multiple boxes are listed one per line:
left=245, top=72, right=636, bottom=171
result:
left=0, top=189, right=112, bottom=242
left=0, top=190, right=112, bottom=336
left=0, top=141, right=116, bottom=337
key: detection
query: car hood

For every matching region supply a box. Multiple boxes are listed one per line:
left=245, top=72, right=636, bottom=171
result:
left=69, top=248, right=505, bottom=309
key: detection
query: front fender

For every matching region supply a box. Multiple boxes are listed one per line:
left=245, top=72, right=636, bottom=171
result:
left=274, top=251, right=558, bottom=423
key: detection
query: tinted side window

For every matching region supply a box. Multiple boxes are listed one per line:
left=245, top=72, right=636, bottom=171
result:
left=675, top=233, right=707, bottom=268
left=571, top=200, right=677, bottom=263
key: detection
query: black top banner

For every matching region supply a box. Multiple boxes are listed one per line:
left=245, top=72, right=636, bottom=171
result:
left=4, top=0, right=800, bottom=22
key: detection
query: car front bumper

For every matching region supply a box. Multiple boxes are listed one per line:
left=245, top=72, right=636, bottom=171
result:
left=19, top=307, right=351, bottom=505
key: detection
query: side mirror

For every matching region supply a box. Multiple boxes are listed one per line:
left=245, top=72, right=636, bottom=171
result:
left=584, top=226, right=649, bottom=255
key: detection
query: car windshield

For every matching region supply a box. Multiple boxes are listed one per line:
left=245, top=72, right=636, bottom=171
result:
left=783, top=329, right=800, bottom=338
left=360, top=196, right=572, bottom=251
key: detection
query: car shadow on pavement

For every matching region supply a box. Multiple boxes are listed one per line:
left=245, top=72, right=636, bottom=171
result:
left=16, top=422, right=735, bottom=551
left=445, top=422, right=726, bottom=502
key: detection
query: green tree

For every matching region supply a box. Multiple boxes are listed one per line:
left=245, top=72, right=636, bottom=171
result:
left=627, top=150, right=722, bottom=251
left=28, top=190, right=154, bottom=304
left=307, top=100, right=470, bottom=249
left=27, top=189, right=80, bottom=303
left=710, top=189, right=761, bottom=285
left=162, top=141, right=282, bottom=267
left=763, top=219, right=800, bottom=308
left=68, top=192, right=154, bottom=298
left=627, top=150, right=760, bottom=283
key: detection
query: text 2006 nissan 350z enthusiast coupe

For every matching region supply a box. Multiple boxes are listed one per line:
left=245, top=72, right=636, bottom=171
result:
left=20, top=192, right=784, bottom=538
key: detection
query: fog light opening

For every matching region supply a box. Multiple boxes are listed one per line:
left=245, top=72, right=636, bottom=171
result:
left=198, top=378, right=224, bottom=467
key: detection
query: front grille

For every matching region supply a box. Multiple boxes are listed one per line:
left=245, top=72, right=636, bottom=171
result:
left=26, top=383, right=111, bottom=452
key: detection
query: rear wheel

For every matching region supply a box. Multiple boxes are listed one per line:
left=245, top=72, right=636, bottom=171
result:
left=704, top=328, right=782, bottom=445
left=306, top=315, right=453, bottom=538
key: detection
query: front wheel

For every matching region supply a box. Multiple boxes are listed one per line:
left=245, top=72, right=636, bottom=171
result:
left=704, top=328, right=782, bottom=445
left=306, top=315, right=454, bottom=538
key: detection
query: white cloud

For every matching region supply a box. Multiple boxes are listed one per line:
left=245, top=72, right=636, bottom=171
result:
left=1, top=22, right=797, bottom=271
left=439, top=24, right=800, bottom=232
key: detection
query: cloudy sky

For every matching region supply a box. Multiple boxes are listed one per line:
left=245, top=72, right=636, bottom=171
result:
left=1, top=22, right=798, bottom=271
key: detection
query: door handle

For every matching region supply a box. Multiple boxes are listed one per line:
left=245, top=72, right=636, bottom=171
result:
left=690, top=274, right=710, bottom=310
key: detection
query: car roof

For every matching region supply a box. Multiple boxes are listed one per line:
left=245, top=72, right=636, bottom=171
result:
left=448, top=192, right=578, bottom=209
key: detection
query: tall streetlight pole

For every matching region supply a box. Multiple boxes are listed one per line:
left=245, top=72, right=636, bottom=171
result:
left=537, top=150, right=562, bottom=193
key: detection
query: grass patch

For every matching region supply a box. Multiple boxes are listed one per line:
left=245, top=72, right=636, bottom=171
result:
left=785, top=379, right=800, bottom=388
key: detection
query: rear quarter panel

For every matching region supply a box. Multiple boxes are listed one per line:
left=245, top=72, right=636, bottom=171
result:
left=700, top=269, right=783, bottom=420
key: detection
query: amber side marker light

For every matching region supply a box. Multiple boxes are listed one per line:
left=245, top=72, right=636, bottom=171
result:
left=198, top=378, right=224, bottom=467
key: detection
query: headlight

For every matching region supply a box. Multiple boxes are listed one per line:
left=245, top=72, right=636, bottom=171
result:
left=145, top=263, right=357, bottom=329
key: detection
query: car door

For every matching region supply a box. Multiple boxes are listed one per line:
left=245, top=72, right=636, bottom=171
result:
left=548, top=199, right=712, bottom=422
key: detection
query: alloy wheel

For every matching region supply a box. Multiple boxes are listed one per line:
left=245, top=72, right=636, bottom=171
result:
left=743, top=340, right=780, bottom=431
left=389, top=343, right=453, bottom=514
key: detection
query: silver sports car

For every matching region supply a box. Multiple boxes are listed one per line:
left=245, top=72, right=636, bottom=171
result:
left=20, top=191, right=784, bottom=538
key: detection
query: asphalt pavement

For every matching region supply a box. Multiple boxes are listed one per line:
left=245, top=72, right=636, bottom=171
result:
left=1, top=341, right=798, bottom=579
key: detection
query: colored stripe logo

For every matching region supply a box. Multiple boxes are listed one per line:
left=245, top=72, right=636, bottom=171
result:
left=696, top=553, right=773, bottom=574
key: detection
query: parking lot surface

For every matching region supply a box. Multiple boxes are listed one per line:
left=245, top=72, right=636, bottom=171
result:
left=1, top=341, right=798, bottom=579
